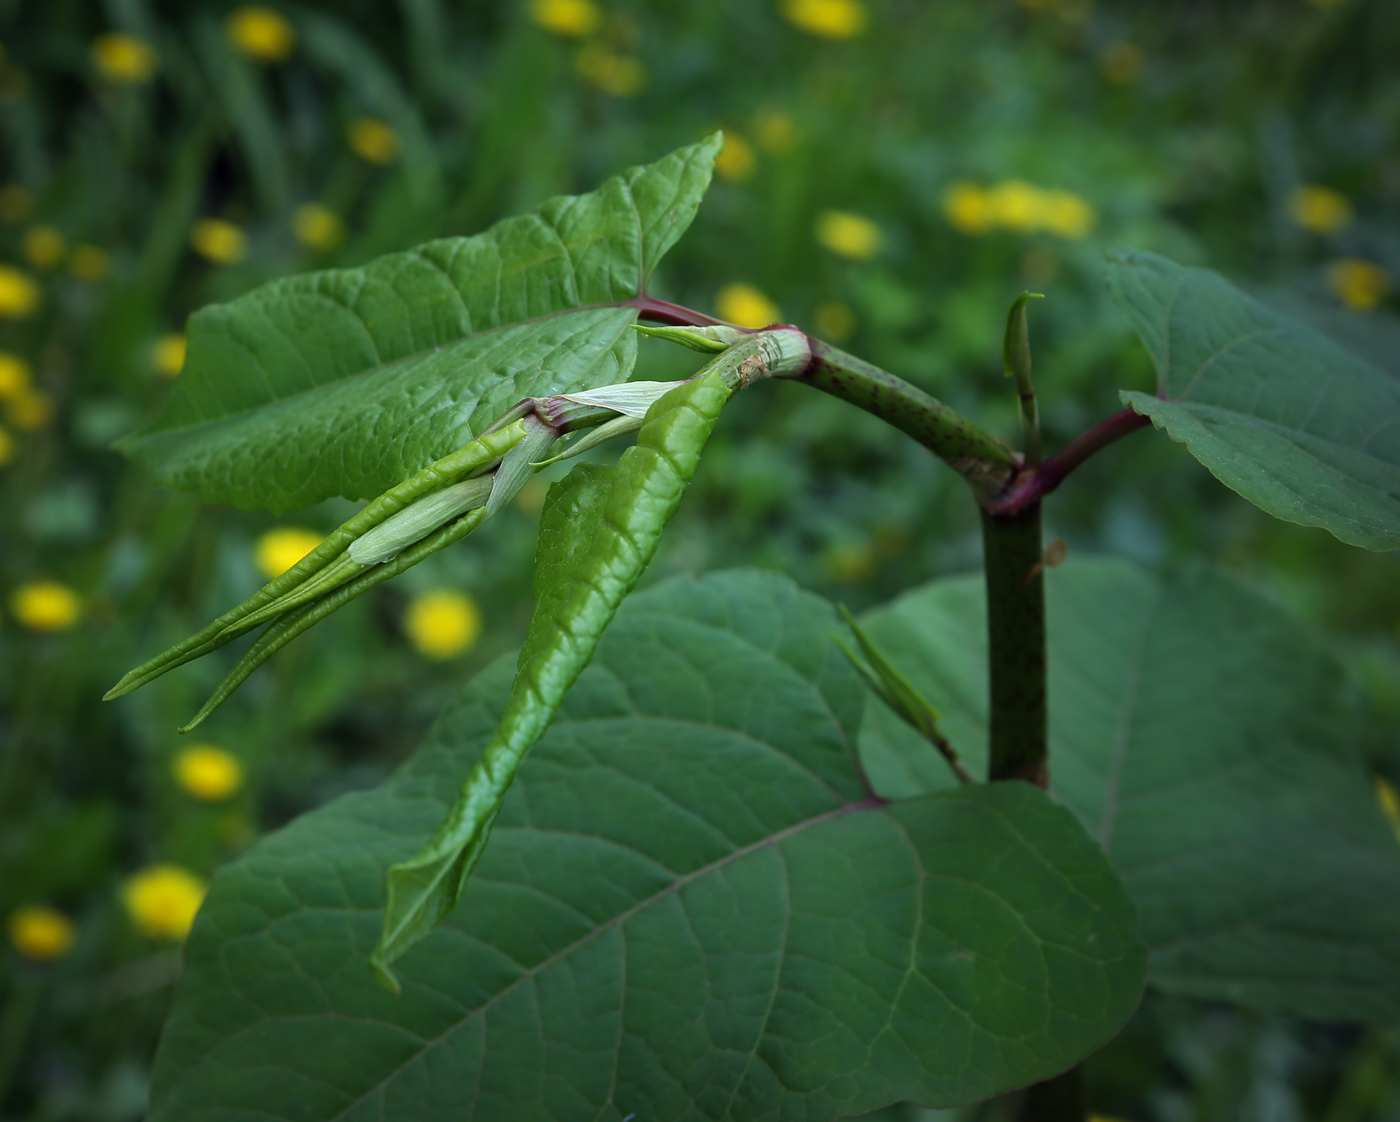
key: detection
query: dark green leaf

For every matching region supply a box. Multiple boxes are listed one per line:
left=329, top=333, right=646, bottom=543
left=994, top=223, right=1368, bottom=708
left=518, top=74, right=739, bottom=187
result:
left=1108, top=248, right=1400, bottom=550
left=151, top=571, right=1144, bottom=1121
left=860, top=557, right=1400, bottom=1021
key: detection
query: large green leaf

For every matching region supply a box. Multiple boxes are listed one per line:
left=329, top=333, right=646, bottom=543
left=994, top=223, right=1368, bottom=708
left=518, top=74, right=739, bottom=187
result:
left=120, top=135, right=722, bottom=511
left=860, top=558, right=1400, bottom=1022
left=150, top=572, right=1145, bottom=1121
left=1108, top=248, right=1400, bottom=550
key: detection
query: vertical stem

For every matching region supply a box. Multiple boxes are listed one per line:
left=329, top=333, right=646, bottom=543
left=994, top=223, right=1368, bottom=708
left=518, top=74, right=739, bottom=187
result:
left=1018, top=1066, right=1085, bottom=1122
left=981, top=502, right=1047, bottom=787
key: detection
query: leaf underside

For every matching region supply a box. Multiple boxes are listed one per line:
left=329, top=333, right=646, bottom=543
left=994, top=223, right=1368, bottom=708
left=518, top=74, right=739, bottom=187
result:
left=1108, top=248, right=1400, bottom=550
left=860, top=557, right=1400, bottom=1023
left=150, top=571, right=1145, bottom=1121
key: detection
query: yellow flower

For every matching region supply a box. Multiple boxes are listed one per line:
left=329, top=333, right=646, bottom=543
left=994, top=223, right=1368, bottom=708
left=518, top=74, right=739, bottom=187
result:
left=22, top=225, right=65, bottom=270
left=1040, top=190, right=1096, bottom=239
left=1327, top=258, right=1390, bottom=311
left=0, top=184, right=33, bottom=224
left=69, top=244, right=110, bottom=282
left=254, top=526, right=324, bottom=579
left=576, top=44, right=646, bottom=96
left=5, top=388, right=53, bottom=431
left=349, top=117, right=400, bottom=165
left=293, top=204, right=344, bottom=251
left=226, top=7, right=296, bottom=62
left=988, top=179, right=1044, bottom=232
left=943, top=182, right=995, bottom=235
left=0, top=265, right=41, bottom=317
left=191, top=219, right=246, bottom=265
left=0, top=426, right=13, bottom=467
left=1099, top=41, right=1144, bottom=85
left=8, top=906, right=76, bottom=961
left=714, top=133, right=756, bottom=183
left=92, top=33, right=158, bottom=83
left=10, top=581, right=81, bottom=631
left=528, top=0, right=601, bottom=37
left=174, top=744, right=244, bottom=802
left=1288, top=185, right=1352, bottom=235
left=0, top=352, right=30, bottom=399
left=780, top=0, right=867, bottom=39
left=123, top=866, right=206, bottom=941
left=813, top=301, right=855, bottom=342
left=815, top=210, right=882, bottom=259
left=716, top=283, right=782, bottom=329
left=153, top=334, right=186, bottom=378
left=405, top=589, right=482, bottom=660
left=1378, top=776, right=1400, bottom=844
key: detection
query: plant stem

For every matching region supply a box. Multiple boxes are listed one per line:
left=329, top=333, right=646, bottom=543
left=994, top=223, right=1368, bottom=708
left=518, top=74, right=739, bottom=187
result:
left=1018, top=1066, right=1085, bottom=1121
left=988, top=406, right=1150, bottom=515
left=981, top=501, right=1047, bottom=787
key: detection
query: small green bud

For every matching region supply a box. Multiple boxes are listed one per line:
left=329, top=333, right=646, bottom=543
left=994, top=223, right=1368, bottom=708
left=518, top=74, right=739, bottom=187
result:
left=633, top=322, right=750, bottom=353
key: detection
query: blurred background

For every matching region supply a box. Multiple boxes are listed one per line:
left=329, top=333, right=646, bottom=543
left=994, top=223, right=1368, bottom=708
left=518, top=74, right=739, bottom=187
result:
left=2, top=0, right=1399, bottom=1118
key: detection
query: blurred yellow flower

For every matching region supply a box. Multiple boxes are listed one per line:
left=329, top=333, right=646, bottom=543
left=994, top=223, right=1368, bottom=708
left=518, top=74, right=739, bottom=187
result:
left=69, top=244, right=110, bottom=282
left=716, top=283, right=782, bottom=329
left=293, top=204, right=344, bottom=251
left=174, top=744, right=244, bottom=802
left=0, top=426, right=13, bottom=467
left=1378, top=776, right=1400, bottom=843
left=813, top=301, right=856, bottom=342
left=1099, top=41, right=1144, bottom=85
left=123, top=866, right=206, bottom=941
left=226, top=7, right=296, bottom=62
left=824, top=541, right=876, bottom=583
left=6, top=388, right=53, bottom=430
left=988, top=179, right=1043, bottom=232
left=1288, top=185, right=1352, bottom=235
left=349, top=117, right=400, bottom=165
left=0, top=352, right=30, bottom=398
left=1040, top=190, right=1095, bottom=239
left=0, top=184, right=33, bottom=224
left=154, top=334, right=186, bottom=378
left=191, top=218, right=246, bottom=265
left=576, top=44, right=646, bottom=96
left=405, top=589, right=482, bottom=660
left=1327, top=258, right=1390, bottom=311
left=528, top=0, right=601, bottom=37
left=781, top=0, right=867, bottom=39
left=754, top=109, right=797, bottom=155
left=0, top=265, right=41, bottom=317
left=254, top=526, right=324, bottom=579
left=92, top=33, right=157, bottom=83
left=22, top=226, right=65, bottom=270
left=943, top=182, right=995, bottom=235
left=8, top=906, right=75, bottom=961
left=11, top=581, right=81, bottom=631
left=714, top=133, right=756, bottom=183
left=815, top=210, right=882, bottom=259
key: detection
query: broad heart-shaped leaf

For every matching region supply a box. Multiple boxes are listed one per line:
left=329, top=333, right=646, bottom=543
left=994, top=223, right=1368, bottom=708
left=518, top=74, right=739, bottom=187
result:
left=119, top=134, right=722, bottom=511
left=859, top=558, right=1400, bottom=1023
left=1108, top=248, right=1400, bottom=550
left=150, top=571, right=1145, bottom=1121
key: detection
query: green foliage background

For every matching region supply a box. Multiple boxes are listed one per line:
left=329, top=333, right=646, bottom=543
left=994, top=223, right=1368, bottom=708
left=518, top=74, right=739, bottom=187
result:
left=3, top=0, right=1400, bottom=1118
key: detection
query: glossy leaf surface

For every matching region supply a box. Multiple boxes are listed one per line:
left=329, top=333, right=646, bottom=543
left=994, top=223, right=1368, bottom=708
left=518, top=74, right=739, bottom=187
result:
left=860, top=558, right=1400, bottom=1021
left=150, top=571, right=1145, bottom=1121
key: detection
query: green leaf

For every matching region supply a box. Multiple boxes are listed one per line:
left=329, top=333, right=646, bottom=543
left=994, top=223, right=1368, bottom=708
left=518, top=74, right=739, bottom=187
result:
left=372, top=368, right=739, bottom=987
left=1108, top=248, right=1400, bottom=550
left=119, top=135, right=722, bottom=511
left=150, top=571, right=1145, bottom=1121
left=860, top=557, right=1400, bottom=1022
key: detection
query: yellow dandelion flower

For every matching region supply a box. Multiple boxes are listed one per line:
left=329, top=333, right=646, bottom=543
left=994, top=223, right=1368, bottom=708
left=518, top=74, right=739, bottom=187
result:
left=813, top=301, right=856, bottom=342
left=174, top=744, right=244, bottom=802
left=69, top=244, right=110, bottom=282
left=1377, top=776, right=1400, bottom=843
left=0, top=352, right=30, bottom=398
left=780, top=0, right=867, bottom=39
left=754, top=109, right=797, bottom=155
left=0, top=426, right=14, bottom=467
left=815, top=210, right=882, bottom=259
left=988, top=179, right=1045, bottom=232
left=1327, top=258, right=1390, bottom=311
left=8, top=906, right=76, bottom=961
left=349, top=117, right=400, bottom=165
left=1099, top=41, right=1144, bottom=85
left=153, top=334, right=186, bottom=378
left=714, top=133, right=756, bottom=183
left=123, top=866, right=206, bottom=941
left=5, top=388, right=53, bottom=431
left=528, top=0, right=601, bottom=37
left=22, top=226, right=65, bottom=270
left=405, top=589, right=482, bottom=660
left=716, top=283, right=782, bottom=329
left=11, top=581, right=81, bottom=631
left=292, top=204, right=344, bottom=251
left=0, top=265, right=41, bottom=317
left=254, top=526, right=324, bottom=579
left=0, top=184, right=33, bottom=224
left=226, top=7, right=296, bottom=62
left=576, top=44, right=646, bottom=96
left=942, top=181, right=995, bottom=235
left=92, top=33, right=157, bottom=83
left=191, top=219, right=246, bottom=265
left=1288, top=185, right=1352, bottom=235
left=1040, top=190, right=1096, bottom=239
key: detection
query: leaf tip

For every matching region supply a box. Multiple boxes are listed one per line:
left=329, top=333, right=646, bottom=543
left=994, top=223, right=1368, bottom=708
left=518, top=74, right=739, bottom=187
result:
left=369, top=953, right=402, bottom=996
